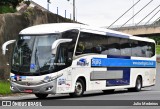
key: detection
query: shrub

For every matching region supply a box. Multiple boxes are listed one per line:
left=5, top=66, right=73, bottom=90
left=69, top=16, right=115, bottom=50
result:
left=0, top=5, right=16, bottom=14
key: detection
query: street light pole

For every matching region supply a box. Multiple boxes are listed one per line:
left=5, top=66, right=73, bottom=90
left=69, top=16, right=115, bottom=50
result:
left=47, top=0, right=51, bottom=11
left=133, top=0, right=134, bottom=25
left=68, top=0, right=76, bottom=22
left=73, top=0, right=75, bottom=22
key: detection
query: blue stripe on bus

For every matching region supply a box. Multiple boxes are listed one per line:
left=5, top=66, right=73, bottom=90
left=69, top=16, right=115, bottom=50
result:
left=106, top=32, right=130, bottom=39
left=106, top=55, right=130, bottom=86
left=91, top=55, right=155, bottom=86
left=91, top=58, right=156, bottom=68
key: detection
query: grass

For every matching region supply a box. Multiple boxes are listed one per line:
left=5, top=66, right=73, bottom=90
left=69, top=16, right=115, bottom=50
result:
left=0, top=81, right=12, bottom=95
left=156, top=45, right=160, bottom=55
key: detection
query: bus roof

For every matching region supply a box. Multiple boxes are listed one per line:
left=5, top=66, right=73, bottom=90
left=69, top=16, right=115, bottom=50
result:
left=19, top=23, right=155, bottom=43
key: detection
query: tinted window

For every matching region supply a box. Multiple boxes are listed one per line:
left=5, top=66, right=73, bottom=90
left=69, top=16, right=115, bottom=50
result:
left=120, top=38, right=131, bottom=56
left=108, top=37, right=120, bottom=55
left=75, top=32, right=155, bottom=57
left=61, top=29, right=79, bottom=66
left=131, top=40, right=155, bottom=57
left=75, top=32, right=108, bottom=55
left=139, top=41, right=148, bottom=57
left=131, top=40, right=140, bottom=57
left=147, top=42, right=155, bottom=57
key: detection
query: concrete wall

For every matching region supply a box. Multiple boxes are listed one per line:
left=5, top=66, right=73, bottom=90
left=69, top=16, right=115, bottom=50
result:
left=0, top=7, right=72, bottom=80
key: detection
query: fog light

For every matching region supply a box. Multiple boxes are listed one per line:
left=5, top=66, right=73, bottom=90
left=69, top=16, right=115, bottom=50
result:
left=11, top=85, right=14, bottom=90
left=46, top=86, right=53, bottom=91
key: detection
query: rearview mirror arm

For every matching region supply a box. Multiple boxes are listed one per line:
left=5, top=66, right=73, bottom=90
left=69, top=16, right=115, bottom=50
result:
left=2, top=40, right=16, bottom=55
left=52, top=39, right=72, bottom=55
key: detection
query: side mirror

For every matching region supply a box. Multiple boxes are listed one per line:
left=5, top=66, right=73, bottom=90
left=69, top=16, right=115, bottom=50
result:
left=2, top=40, right=16, bottom=55
left=52, top=39, right=72, bottom=55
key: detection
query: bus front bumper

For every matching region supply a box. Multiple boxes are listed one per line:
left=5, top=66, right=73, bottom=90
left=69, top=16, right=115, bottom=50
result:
left=10, top=80, right=57, bottom=94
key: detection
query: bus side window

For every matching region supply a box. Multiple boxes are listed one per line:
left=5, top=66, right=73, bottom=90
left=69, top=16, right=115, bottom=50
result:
left=75, top=32, right=92, bottom=55
left=147, top=42, right=155, bottom=57
left=120, top=38, right=131, bottom=56
left=139, top=41, right=147, bottom=57
left=62, top=29, right=79, bottom=66
left=131, top=40, right=140, bottom=57
left=76, top=32, right=108, bottom=55
left=108, top=37, right=120, bottom=56
left=76, top=42, right=85, bottom=55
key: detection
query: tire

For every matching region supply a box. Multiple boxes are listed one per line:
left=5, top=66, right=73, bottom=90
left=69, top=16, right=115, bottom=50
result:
left=128, top=76, right=142, bottom=92
left=35, top=93, right=48, bottom=99
left=102, top=89, right=114, bottom=94
left=69, top=78, right=85, bottom=97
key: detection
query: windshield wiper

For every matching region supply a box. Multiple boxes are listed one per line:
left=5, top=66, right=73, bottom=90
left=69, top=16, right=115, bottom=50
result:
left=49, top=56, right=55, bottom=71
left=17, top=48, right=24, bottom=73
left=35, top=48, right=40, bottom=73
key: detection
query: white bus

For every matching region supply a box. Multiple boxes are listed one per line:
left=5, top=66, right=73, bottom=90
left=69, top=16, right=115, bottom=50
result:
left=2, top=23, right=156, bottom=99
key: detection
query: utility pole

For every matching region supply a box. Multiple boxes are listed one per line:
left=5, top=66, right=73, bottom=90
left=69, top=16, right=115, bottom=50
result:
left=133, top=0, right=134, bottom=25
left=67, top=0, right=76, bottom=22
left=47, top=0, right=51, bottom=11
left=73, top=0, right=75, bottom=22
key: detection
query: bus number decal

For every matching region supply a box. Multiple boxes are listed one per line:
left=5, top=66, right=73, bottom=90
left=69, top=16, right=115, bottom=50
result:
left=91, top=59, right=102, bottom=66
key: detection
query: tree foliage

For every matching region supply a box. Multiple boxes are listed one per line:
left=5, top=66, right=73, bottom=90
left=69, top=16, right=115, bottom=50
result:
left=0, top=0, right=23, bottom=9
left=150, top=36, right=160, bottom=45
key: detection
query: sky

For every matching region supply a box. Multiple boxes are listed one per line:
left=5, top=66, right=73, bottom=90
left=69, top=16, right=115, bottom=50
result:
left=32, top=0, right=160, bottom=27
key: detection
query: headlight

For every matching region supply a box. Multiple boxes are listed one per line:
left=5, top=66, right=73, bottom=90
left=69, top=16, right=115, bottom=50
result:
left=10, top=76, right=16, bottom=82
left=43, top=76, right=52, bottom=83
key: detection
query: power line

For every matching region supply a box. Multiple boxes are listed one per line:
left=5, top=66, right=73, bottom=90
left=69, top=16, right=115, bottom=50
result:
left=120, top=0, right=154, bottom=28
left=153, top=16, right=160, bottom=24
left=136, top=4, right=160, bottom=26
left=145, top=9, right=160, bottom=25
left=107, top=0, right=141, bottom=28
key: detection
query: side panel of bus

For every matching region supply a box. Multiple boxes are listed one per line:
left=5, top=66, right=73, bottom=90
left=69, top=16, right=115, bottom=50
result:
left=59, top=30, right=156, bottom=93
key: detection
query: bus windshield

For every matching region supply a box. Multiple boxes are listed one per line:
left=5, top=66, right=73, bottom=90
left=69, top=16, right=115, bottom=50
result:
left=11, top=34, right=60, bottom=75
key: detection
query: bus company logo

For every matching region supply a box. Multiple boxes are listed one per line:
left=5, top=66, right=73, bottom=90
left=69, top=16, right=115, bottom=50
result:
left=77, top=58, right=89, bottom=66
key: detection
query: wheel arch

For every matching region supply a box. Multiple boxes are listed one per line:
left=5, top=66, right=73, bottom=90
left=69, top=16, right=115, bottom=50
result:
left=77, top=76, right=86, bottom=91
left=136, top=75, right=143, bottom=87
left=72, top=75, right=87, bottom=92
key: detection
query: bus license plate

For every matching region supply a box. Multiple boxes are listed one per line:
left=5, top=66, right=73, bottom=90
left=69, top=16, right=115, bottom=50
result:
left=24, top=89, right=33, bottom=93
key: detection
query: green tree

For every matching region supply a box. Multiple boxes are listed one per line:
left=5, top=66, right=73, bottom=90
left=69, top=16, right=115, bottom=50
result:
left=150, top=36, right=160, bottom=45
left=0, top=0, right=23, bottom=9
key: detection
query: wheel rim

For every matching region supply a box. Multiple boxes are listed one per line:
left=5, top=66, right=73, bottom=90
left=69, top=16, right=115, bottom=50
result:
left=137, top=79, right=141, bottom=90
left=75, top=82, right=83, bottom=95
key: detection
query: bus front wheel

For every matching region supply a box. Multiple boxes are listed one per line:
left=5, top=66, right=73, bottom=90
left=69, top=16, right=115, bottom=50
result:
left=69, top=78, right=85, bottom=97
left=35, top=93, right=48, bottom=99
